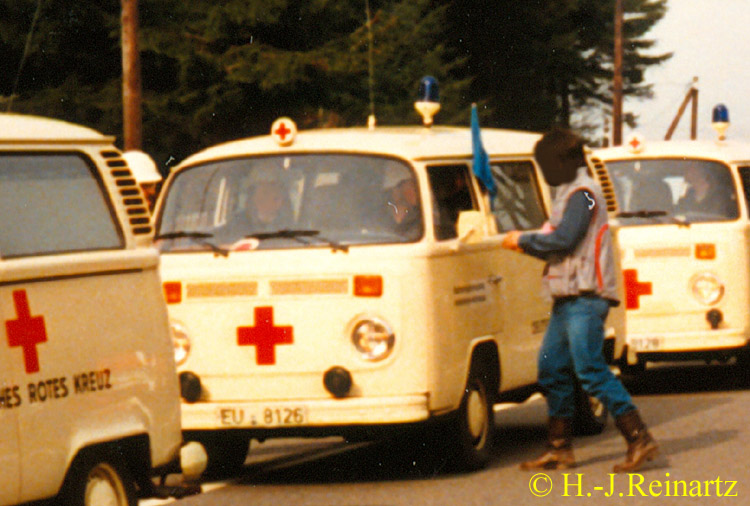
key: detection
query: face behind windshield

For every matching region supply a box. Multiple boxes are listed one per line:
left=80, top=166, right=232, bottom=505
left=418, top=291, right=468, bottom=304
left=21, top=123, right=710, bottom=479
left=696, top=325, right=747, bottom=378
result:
left=156, top=154, right=424, bottom=252
left=606, top=158, right=739, bottom=224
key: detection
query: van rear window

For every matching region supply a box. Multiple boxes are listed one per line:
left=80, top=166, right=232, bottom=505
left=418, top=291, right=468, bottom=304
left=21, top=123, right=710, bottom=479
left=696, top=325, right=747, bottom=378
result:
left=0, top=153, right=123, bottom=258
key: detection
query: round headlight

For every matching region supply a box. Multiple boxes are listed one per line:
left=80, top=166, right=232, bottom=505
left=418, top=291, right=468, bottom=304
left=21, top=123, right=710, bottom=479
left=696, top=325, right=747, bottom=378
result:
left=171, top=320, right=191, bottom=366
left=351, top=317, right=395, bottom=361
left=690, top=273, right=724, bottom=305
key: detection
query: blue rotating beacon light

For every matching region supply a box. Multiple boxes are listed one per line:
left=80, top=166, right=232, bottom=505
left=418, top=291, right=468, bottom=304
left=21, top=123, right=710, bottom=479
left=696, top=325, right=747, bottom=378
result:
left=414, top=76, right=440, bottom=127
left=712, top=104, right=730, bottom=141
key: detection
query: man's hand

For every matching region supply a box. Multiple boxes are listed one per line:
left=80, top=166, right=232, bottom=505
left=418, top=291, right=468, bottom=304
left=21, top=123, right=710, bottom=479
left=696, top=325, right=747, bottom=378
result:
left=501, top=230, right=522, bottom=251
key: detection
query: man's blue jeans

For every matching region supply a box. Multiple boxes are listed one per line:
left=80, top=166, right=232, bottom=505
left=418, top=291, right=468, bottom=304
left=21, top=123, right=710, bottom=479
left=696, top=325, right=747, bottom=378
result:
left=539, top=295, right=635, bottom=419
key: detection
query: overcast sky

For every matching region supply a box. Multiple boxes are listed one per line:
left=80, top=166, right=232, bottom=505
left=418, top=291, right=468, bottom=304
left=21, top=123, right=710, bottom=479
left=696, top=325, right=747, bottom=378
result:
left=624, top=0, right=750, bottom=143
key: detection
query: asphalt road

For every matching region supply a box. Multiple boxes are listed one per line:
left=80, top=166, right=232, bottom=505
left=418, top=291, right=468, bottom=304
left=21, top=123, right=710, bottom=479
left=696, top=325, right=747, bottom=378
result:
left=144, top=361, right=750, bottom=506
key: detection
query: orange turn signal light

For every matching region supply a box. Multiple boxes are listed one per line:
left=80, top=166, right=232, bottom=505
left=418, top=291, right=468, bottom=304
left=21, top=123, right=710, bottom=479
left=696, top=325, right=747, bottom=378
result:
left=354, top=275, right=383, bottom=297
left=163, top=281, right=183, bottom=304
left=695, top=243, right=716, bottom=260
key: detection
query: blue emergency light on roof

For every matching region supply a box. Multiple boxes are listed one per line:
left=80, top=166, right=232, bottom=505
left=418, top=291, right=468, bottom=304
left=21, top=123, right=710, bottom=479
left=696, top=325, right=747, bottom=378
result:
left=418, top=76, right=439, bottom=103
left=711, top=103, right=730, bottom=141
left=713, top=104, right=729, bottom=123
left=414, top=76, right=441, bottom=127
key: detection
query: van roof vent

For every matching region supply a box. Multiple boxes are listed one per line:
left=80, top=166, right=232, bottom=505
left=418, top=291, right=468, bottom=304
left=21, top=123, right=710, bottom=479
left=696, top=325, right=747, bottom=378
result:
left=101, top=150, right=153, bottom=236
left=588, top=156, right=619, bottom=213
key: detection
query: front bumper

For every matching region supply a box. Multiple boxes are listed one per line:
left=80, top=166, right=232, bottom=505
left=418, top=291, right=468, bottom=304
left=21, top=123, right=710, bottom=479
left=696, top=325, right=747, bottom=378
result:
left=181, top=394, right=430, bottom=432
left=625, top=328, right=750, bottom=363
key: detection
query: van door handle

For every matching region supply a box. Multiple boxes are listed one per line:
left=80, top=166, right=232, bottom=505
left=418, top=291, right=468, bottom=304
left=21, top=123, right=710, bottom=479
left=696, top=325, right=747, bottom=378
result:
left=487, top=274, right=503, bottom=285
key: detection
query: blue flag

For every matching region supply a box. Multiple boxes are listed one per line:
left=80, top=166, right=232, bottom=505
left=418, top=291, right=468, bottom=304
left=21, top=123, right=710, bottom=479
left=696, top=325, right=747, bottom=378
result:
left=471, top=104, right=497, bottom=202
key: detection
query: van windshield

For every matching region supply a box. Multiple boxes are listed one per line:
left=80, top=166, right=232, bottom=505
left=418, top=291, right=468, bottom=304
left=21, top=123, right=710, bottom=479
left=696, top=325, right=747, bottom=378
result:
left=605, top=158, right=739, bottom=225
left=157, top=154, right=423, bottom=252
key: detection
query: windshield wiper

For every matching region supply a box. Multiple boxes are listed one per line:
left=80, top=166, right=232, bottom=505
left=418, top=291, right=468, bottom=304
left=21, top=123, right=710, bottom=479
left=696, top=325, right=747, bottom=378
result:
left=616, top=210, right=667, bottom=218
left=615, top=210, right=690, bottom=227
left=155, top=230, right=229, bottom=257
left=248, top=229, right=320, bottom=240
left=246, top=229, right=349, bottom=253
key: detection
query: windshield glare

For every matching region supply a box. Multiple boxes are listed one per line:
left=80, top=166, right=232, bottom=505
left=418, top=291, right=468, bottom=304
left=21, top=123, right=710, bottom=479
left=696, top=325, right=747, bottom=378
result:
left=157, top=154, right=423, bottom=252
left=605, top=158, right=739, bottom=224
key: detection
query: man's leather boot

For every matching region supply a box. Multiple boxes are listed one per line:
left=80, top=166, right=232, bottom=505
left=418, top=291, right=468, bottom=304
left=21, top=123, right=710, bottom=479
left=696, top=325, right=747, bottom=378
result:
left=520, top=416, right=575, bottom=470
left=613, top=409, right=659, bottom=473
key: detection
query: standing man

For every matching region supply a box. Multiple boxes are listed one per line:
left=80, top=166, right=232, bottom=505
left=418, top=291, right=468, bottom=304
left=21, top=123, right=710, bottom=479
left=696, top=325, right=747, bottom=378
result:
left=502, top=128, right=659, bottom=472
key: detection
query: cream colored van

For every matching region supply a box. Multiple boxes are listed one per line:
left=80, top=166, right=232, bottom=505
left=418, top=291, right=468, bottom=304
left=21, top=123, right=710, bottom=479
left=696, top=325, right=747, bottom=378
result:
left=0, top=114, right=190, bottom=505
left=590, top=114, right=750, bottom=374
left=154, top=115, right=621, bottom=473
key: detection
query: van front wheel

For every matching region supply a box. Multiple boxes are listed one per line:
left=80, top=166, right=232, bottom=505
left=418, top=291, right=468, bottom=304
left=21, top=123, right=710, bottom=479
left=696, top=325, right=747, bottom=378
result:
left=446, top=366, right=495, bottom=470
left=60, top=452, right=136, bottom=506
left=190, top=431, right=250, bottom=478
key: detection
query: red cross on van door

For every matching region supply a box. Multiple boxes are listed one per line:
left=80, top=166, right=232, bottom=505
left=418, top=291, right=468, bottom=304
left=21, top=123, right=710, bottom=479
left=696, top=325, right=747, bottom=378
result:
left=6, top=290, right=48, bottom=374
left=237, top=307, right=293, bottom=365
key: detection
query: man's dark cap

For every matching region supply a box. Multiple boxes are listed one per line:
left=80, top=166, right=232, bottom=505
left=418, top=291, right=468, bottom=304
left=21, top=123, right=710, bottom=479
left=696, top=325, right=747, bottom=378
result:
left=534, top=128, right=586, bottom=187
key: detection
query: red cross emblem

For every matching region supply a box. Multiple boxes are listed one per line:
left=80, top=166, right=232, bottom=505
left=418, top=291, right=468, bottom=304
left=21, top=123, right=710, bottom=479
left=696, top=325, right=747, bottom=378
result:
left=237, top=307, right=293, bottom=365
left=623, top=269, right=652, bottom=310
left=6, top=290, right=48, bottom=374
left=626, top=133, right=644, bottom=153
left=270, top=117, right=297, bottom=146
left=274, top=122, right=291, bottom=141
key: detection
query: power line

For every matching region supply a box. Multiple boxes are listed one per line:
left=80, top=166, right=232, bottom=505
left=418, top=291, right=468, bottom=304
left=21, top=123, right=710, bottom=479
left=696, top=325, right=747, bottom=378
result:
left=7, top=0, right=44, bottom=112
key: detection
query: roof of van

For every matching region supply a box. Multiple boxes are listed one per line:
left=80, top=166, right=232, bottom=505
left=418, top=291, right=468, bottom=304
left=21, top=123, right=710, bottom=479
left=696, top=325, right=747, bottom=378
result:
left=592, top=139, right=750, bottom=165
left=0, top=113, right=113, bottom=144
left=179, top=126, right=542, bottom=167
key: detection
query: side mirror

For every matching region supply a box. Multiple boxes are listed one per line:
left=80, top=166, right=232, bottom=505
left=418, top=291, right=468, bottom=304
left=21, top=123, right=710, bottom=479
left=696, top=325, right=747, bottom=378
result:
left=122, top=150, right=161, bottom=185
left=456, top=210, right=491, bottom=244
left=121, top=150, right=161, bottom=247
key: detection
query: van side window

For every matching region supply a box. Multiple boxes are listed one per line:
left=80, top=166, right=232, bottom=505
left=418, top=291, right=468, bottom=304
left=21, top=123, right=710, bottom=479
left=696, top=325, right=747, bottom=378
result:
left=0, top=153, right=123, bottom=258
left=739, top=167, right=750, bottom=210
left=489, top=161, right=546, bottom=232
left=427, top=164, right=476, bottom=240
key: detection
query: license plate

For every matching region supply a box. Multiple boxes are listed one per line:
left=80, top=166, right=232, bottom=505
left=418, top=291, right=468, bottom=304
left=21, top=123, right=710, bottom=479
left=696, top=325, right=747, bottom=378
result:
left=217, top=406, right=307, bottom=427
left=630, top=337, right=662, bottom=352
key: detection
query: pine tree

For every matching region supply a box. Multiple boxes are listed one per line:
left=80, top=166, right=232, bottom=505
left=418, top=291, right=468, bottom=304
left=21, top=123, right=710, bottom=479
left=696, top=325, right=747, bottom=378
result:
left=0, top=0, right=670, bottom=161
left=136, top=0, right=468, bottom=160
left=441, top=0, right=671, bottom=133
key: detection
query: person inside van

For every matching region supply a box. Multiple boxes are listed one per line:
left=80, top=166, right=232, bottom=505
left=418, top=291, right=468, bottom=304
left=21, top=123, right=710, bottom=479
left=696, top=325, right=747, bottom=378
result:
left=215, top=178, right=291, bottom=243
left=249, top=180, right=288, bottom=228
left=502, top=128, right=659, bottom=473
left=676, top=164, right=734, bottom=216
left=386, top=177, right=422, bottom=239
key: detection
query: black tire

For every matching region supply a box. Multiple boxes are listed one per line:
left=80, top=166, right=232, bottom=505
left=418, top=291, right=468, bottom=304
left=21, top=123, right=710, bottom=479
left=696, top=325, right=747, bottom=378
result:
left=735, top=350, right=750, bottom=368
left=573, top=381, right=608, bottom=436
left=444, top=364, right=495, bottom=471
left=618, top=356, right=646, bottom=377
left=190, top=431, right=250, bottom=478
left=59, top=451, right=137, bottom=506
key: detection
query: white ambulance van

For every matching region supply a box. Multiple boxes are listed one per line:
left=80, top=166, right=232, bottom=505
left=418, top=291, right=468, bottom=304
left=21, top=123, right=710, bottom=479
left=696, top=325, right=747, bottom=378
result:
left=0, top=114, right=191, bottom=505
left=590, top=105, right=750, bottom=374
left=153, top=99, right=620, bottom=472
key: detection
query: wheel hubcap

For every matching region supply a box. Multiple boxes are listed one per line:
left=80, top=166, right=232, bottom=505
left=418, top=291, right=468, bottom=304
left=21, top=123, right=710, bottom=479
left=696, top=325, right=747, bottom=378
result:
left=85, top=463, right=125, bottom=506
left=466, top=387, right=488, bottom=443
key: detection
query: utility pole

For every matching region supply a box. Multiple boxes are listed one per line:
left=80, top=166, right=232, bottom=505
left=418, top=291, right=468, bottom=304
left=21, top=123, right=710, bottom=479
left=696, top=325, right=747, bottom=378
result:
left=664, top=77, right=699, bottom=140
left=121, top=0, right=142, bottom=150
left=612, top=0, right=623, bottom=146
